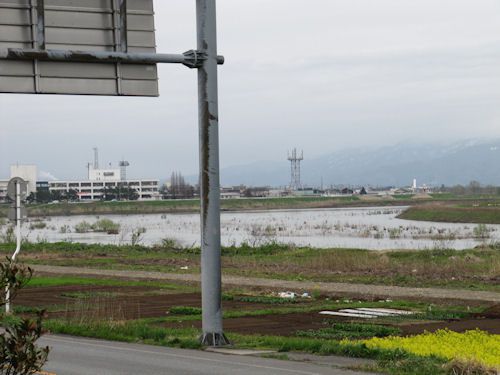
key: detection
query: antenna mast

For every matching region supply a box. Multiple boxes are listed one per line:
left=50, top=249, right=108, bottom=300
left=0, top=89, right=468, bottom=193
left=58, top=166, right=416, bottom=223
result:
left=287, top=148, right=304, bottom=190
left=93, top=147, right=99, bottom=169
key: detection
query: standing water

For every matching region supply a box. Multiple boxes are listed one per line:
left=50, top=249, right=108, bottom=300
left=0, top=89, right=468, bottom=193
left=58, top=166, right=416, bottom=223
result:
left=10, top=206, right=499, bottom=250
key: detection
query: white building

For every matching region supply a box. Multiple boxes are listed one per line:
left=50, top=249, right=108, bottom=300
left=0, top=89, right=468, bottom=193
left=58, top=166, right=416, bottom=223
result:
left=49, top=179, right=160, bottom=201
left=0, top=180, right=7, bottom=201
left=88, top=166, right=121, bottom=182
left=0, top=164, right=38, bottom=201
left=10, top=164, right=37, bottom=195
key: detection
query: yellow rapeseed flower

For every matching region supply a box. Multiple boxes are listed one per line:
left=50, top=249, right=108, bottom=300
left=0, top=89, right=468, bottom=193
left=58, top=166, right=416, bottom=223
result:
left=360, top=329, right=500, bottom=368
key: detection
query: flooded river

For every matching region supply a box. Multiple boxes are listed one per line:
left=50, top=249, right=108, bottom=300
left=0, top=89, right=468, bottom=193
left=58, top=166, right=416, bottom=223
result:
left=8, top=206, right=500, bottom=250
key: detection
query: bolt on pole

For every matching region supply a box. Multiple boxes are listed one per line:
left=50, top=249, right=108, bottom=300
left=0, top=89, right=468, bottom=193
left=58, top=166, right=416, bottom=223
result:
left=196, top=0, right=229, bottom=346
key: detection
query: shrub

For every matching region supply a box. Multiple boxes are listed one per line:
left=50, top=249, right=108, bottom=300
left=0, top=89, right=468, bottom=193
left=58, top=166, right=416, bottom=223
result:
left=74, top=221, right=93, bottom=233
left=29, top=221, right=47, bottom=230
left=0, top=259, right=49, bottom=374
left=297, top=323, right=400, bottom=340
left=92, top=219, right=120, bottom=234
left=473, top=224, right=490, bottom=239
left=169, top=306, right=202, bottom=315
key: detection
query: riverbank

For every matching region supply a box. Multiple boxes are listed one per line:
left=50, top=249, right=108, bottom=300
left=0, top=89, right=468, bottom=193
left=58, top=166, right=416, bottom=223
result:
left=399, top=205, right=500, bottom=224
left=1, top=194, right=498, bottom=218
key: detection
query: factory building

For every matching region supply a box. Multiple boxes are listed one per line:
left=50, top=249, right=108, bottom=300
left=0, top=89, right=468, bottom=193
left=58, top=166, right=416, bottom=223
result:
left=48, top=179, right=159, bottom=201
left=0, top=150, right=160, bottom=202
left=0, top=164, right=38, bottom=201
left=46, top=149, right=160, bottom=201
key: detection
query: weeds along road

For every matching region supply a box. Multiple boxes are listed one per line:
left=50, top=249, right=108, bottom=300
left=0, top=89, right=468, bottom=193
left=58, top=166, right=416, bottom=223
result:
left=32, top=265, right=500, bottom=303
left=40, top=335, right=370, bottom=375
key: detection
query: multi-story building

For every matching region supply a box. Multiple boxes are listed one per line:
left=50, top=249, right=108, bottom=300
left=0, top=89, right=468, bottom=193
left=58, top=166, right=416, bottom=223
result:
left=0, top=180, right=7, bottom=202
left=48, top=179, right=160, bottom=201
left=1, top=159, right=160, bottom=202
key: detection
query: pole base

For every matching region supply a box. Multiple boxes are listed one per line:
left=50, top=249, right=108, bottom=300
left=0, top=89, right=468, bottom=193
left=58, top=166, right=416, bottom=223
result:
left=200, top=332, right=231, bottom=347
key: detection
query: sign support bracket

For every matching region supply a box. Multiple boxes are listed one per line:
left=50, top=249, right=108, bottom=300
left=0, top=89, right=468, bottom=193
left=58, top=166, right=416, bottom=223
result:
left=0, top=0, right=228, bottom=346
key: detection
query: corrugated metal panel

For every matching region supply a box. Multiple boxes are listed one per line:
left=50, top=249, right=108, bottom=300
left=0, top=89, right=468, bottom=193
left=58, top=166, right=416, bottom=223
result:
left=0, top=0, right=158, bottom=96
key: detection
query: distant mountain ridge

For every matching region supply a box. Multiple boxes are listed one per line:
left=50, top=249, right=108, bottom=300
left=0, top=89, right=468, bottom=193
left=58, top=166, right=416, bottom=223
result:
left=214, top=139, right=500, bottom=187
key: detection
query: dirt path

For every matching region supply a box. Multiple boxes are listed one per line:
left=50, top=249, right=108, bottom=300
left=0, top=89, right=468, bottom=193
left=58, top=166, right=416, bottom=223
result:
left=31, top=264, right=500, bottom=303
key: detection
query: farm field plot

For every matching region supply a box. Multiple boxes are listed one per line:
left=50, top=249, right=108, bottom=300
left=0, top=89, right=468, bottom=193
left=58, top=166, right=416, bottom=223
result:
left=15, top=277, right=499, bottom=337
left=8, top=276, right=500, bottom=374
left=4, top=242, right=498, bottom=291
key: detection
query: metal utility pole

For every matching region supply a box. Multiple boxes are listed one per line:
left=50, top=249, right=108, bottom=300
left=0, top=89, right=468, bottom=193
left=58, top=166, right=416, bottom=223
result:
left=5, top=178, right=27, bottom=314
left=197, top=0, right=228, bottom=346
left=0, top=0, right=227, bottom=346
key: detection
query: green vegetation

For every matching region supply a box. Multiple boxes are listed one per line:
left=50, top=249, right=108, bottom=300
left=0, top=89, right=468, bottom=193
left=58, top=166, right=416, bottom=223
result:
left=296, top=323, right=401, bottom=340
left=74, top=219, right=120, bottom=234
left=1, top=241, right=498, bottom=291
left=7, top=272, right=488, bottom=375
left=42, top=319, right=453, bottom=375
left=26, top=275, right=195, bottom=292
left=0, top=196, right=367, bottom=218
left=222, top=294, right=298, bottom=304
left=169, top=306, right=202, bottom=315
left=399, top=205, right=500, bottom=224
left=0, top=259, right=49, bottom=374
left=60, top=291, right=119, bottom=299
left=362, top=329, right=500, bottom=369
left=2, top=192, right=499, bottom=219
left=473, top=224, right=492, bottom=239
left=29, top=221, right=47, bottom=230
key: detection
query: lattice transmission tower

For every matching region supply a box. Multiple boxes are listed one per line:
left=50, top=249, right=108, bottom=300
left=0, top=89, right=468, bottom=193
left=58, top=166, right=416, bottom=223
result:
left=288, top=148, right=303, bottom=190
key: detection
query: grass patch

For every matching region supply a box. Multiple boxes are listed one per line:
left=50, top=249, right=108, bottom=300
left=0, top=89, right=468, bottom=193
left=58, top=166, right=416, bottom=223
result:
left=44, top=319, right=202, bottom=349
left=296, top=323, right=401, bottom=340
left=26, top=276, right=195, bottom=292
left=399, top=205, right=500, bottom=224
left=222, top=294, right=298, bottom=305
left=169, top=306, right=202, bottom=316
left=2, top=241, right=499, bottom=291
left=42, top=318, right=449, bottom=374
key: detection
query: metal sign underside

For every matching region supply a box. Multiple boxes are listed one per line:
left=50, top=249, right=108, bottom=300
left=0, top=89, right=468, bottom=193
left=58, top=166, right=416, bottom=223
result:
left=0, top=0, right=158, bottom=96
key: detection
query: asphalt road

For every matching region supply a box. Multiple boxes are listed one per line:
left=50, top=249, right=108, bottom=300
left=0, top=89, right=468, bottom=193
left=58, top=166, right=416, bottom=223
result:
left=40, top=335, right=371, bottom=375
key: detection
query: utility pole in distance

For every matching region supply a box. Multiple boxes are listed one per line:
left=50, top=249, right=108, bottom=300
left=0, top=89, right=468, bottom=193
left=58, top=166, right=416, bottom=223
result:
left=196, top=0, right=229, bottom=346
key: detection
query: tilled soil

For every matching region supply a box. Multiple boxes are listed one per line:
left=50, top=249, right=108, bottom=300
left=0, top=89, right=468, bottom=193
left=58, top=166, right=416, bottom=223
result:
left=15, top=285, right=500, bottom=337
left=175, top=313, right=500, bottom=336
left=173, top=312, right=349, bottom=335
left=15, top=287, right=291, bottom=320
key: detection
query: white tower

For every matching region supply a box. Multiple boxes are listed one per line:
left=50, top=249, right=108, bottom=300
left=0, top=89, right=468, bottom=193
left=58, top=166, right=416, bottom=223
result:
left=119, top=160, right=130, bottom=181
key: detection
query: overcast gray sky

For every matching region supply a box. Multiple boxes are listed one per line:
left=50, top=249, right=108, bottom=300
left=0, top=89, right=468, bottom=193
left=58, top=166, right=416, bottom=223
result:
left=1, top=0, right=500, bottom=180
